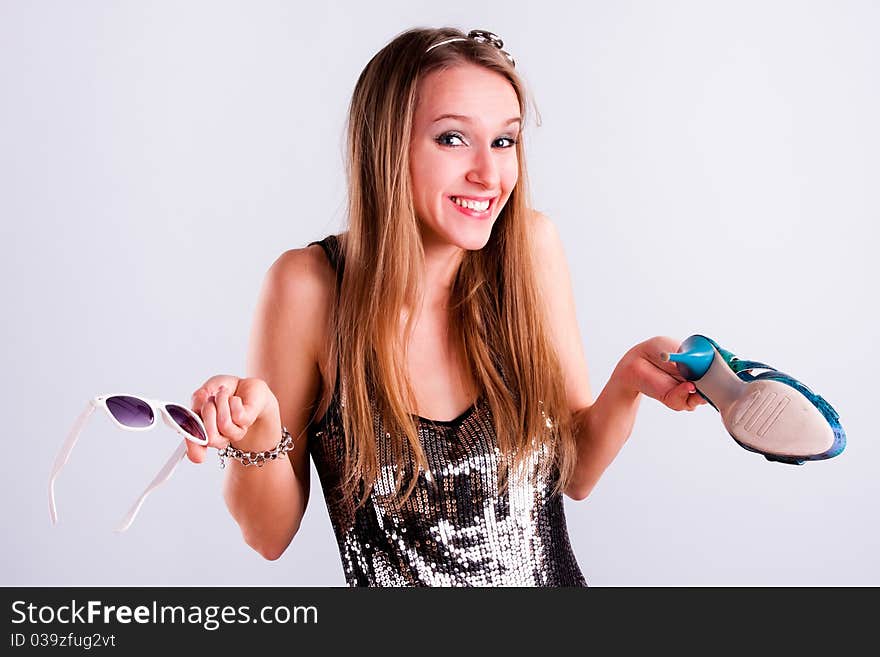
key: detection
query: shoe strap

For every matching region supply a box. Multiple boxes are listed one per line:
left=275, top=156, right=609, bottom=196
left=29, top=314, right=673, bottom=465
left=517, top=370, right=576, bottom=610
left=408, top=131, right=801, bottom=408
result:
left=729, top=358, right=777, bottom=374
left=747, top=370, right=841, bottom=422
left=723, top=349, right=842, bottom=424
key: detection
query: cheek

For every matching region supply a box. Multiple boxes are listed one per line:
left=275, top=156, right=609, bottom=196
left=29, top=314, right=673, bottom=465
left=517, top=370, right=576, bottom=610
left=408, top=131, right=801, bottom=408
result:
left=502, top=161, right=519, bottom=192
left=411, top=150, right=445, bottom=197
left=409, top=159, right=426, bottom=197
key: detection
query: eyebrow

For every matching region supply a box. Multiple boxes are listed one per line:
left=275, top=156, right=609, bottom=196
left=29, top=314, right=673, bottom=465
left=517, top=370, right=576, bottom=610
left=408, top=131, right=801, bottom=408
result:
left=431, top=113, right=521, bottom=127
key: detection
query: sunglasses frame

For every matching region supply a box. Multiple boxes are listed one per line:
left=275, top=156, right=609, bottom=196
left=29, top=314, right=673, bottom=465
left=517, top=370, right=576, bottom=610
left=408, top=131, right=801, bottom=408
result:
left=93, top=394, right=210, bottom=444
left=49, top=393, right=209, bottom=534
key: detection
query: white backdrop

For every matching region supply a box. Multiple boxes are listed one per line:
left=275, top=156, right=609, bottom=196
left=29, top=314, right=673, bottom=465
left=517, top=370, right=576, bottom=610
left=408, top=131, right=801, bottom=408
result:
left=3, top=0, right=877, bottom=586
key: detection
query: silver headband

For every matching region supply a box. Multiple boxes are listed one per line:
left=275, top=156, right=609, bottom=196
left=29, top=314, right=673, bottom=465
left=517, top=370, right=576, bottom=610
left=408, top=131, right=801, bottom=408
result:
left=425, top=30, right=516, bottom=67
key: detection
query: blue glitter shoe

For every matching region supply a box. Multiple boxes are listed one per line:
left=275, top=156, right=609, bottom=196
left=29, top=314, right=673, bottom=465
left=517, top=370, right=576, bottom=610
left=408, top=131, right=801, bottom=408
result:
left=661, top=335, right=846, bottom=465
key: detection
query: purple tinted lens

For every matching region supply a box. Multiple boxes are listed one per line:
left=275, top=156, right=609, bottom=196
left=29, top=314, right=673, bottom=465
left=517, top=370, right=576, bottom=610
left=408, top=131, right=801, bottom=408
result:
left=166, top=404, right=207, bottom=442
left=106, top=396, right=154, bottom=428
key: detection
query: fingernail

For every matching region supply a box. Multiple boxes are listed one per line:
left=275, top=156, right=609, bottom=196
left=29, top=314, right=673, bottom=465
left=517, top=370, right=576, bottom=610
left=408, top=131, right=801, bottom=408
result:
left=688, top=384, right=696, bottom=393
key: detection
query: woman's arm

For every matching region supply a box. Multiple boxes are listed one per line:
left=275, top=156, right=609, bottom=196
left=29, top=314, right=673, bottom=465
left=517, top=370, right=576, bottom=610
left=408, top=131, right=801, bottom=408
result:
left=529, top=211, right=705, bottom=500
left=222, top=245, right=333, bottom=559
left=565, top=338, right=700, bottom=499
left=566, top=362, right=641, bottom=500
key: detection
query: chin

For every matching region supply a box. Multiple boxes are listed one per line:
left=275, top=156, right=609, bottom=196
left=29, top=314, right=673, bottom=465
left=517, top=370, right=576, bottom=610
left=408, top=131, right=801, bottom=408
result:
left=450, top=223, right=494, bottom=251
left=460, top=233, right=492, bottom=251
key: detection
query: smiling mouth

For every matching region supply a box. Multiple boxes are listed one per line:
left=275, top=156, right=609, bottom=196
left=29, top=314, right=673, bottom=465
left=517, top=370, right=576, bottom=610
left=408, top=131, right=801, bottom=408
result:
left=449, top=196, right=496, bottom=213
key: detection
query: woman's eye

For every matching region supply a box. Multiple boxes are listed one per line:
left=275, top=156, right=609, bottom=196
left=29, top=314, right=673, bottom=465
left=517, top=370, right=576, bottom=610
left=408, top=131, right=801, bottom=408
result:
left=436, top=132, right=466, bottom=147
left=435, top=133, right=519, bottom=149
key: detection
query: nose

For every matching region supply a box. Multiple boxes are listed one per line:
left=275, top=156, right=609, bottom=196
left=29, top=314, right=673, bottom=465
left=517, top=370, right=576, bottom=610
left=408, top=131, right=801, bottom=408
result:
left=465, top=144, right=501, bottom=189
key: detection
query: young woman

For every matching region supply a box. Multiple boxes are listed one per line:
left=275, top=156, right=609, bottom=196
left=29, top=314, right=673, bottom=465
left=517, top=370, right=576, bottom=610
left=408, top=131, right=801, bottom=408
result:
left=187, top=27, right=706, bottom=586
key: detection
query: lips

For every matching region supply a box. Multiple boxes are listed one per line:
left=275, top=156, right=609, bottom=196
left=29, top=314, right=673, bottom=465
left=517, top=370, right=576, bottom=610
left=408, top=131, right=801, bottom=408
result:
left=449, top=195, right=496, bottom=202
left=448, top=195, right=495, bottom=219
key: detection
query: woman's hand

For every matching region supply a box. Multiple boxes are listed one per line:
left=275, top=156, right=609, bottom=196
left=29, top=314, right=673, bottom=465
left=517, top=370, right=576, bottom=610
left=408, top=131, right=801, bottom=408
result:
left=617, top=336, right=709, bottom=412
left=187, top=375, right=280, bottom=464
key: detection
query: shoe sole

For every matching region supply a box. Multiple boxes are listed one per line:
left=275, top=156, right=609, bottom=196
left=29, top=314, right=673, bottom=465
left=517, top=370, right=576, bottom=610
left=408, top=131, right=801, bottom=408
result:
left=696, top=347, right=835, bottom=458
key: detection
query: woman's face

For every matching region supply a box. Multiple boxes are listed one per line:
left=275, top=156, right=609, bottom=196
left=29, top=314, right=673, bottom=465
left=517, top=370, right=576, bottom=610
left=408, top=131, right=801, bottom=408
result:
left=409, top=63, right=521, bottom=251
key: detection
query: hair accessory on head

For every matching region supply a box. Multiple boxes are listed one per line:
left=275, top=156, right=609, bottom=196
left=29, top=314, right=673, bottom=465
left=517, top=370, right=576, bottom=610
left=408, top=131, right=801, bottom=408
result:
left=425, top=29, right=516, bottom=67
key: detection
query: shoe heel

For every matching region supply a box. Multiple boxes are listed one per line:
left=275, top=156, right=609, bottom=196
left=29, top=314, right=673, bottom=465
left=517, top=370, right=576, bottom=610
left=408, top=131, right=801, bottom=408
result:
left=660, top=335, right=717, bottom=381
left=663, top=334, right=755, bottom=413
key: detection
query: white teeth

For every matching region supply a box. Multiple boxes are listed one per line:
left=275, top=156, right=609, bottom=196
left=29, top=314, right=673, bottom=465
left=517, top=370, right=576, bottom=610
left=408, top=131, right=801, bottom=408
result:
left=452, top=196, right=491, bottom=212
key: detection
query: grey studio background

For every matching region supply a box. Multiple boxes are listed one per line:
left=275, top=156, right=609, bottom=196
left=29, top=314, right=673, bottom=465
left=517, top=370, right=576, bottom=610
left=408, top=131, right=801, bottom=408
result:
left=2, top=0, right=877, bottom=586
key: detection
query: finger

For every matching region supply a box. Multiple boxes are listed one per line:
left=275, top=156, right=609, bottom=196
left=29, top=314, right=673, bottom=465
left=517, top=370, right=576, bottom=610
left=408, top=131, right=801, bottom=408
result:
left=647, top=336, right=689, bottom=379
left=686, top=388, right=708, bottom=410
left=228, top=378, right=275, bottom=442
left=191, top=387, right=210, bottom=413
left=234, top=378, right=269, bottom=420
left=187, top=388, right=213, bottom=462
left=215, top=385, right=247, bottom=443
left=682, top=382, right=700, bottom=411
left=191, top=376, right=240, bottom=409
left=229, top=395, right=253, bottom=431
left=662, top=380, right=696, bottom=412
left=200, top=395, right=226, bottom=449
left=185, top=440, right=207, bottom=464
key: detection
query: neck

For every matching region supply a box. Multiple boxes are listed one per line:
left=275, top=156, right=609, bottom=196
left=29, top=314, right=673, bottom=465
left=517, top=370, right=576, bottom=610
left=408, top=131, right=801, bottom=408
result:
left=419, top=236, right=464, bottom=311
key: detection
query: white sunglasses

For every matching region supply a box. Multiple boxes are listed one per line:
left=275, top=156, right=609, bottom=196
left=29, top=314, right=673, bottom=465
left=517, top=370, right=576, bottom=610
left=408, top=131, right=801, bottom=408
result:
left=49, top=394, right=209, bottom=533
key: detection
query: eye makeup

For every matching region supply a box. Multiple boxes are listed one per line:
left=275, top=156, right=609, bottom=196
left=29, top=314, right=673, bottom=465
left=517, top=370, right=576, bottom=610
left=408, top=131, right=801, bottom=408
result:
left=434, top=131, right=518, bottom=148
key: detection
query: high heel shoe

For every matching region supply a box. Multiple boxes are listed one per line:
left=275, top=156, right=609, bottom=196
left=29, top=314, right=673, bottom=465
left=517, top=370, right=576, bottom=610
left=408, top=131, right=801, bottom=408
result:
left=661, top=334, right=846, bottom=465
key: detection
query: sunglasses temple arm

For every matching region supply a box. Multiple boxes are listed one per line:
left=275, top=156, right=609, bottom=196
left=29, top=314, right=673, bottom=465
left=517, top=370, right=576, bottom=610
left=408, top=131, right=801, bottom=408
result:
left=49, top=402, right=96, bottom=526
left=114, top=440, right=188, bottom=533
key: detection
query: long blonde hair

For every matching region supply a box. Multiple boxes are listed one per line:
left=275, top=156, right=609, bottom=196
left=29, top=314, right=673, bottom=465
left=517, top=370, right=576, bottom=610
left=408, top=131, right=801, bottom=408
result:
left=315, top=26, right=578, bottom=509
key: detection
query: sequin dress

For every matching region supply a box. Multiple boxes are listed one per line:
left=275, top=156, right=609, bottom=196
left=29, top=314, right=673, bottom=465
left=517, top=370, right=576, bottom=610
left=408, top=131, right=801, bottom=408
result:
left=306, top=235, right=587, bottom=587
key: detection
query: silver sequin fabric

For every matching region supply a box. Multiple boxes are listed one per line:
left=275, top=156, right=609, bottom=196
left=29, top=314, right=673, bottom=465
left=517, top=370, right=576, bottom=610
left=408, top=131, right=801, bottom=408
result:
left=306, top=235, right=587, bottom=587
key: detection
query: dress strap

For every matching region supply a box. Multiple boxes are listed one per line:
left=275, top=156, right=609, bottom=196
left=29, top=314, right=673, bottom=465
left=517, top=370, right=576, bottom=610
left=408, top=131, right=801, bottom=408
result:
left=308, top=234, right=345, bottom=290
left=307, top=235, right=345, bottom=426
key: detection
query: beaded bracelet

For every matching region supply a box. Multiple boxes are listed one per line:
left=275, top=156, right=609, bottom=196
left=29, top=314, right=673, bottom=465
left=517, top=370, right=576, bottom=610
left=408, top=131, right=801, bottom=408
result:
left=217, top=426, right=294, bottom=469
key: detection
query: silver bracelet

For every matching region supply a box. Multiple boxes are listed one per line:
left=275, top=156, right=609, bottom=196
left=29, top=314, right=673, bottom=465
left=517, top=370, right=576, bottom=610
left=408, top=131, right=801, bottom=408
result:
left=217, top=426, right=294, bottom=469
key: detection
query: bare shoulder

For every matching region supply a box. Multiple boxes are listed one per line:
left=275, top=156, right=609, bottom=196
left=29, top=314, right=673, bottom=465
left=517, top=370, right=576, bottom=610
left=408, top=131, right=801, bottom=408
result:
left=526, top=208, right=567, bottom=315
left=269, top=243, right=336, bottom=296
left=528, top=209, right=563, bottom=260
left=260, top=244, right=336, bottom=359
left=247, top=243, right=338, bottom=417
